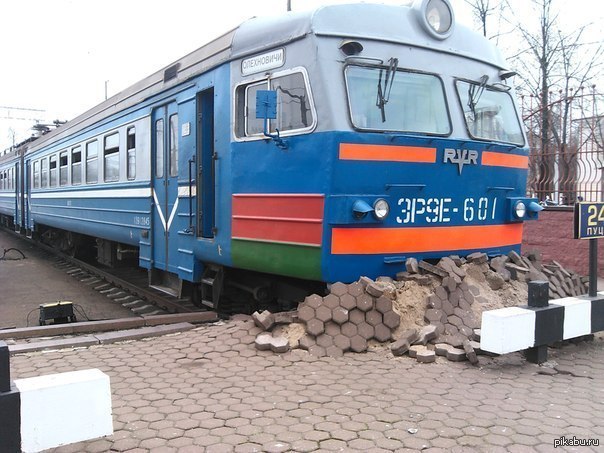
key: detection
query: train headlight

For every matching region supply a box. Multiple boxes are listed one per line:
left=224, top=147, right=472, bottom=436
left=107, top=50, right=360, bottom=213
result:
left=373, top=199, right=390, bottom=220
left=413, top=0, right=455, bottom=40
left=514, top=201, right=526, bottom=219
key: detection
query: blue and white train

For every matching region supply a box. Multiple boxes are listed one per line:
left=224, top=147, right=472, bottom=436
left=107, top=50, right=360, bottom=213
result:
left=0, top=0, right=541, bottom=309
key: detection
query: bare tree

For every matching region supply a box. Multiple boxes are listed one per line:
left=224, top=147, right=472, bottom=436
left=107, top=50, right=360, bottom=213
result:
left=464, top=0, right=497, bottom=37
left=508, top=0, right=603, bottom=202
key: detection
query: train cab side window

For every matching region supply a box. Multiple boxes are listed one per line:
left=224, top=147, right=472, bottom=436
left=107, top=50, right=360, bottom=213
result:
left=127, top=126, right=136, bottom=180
left=104, top=132, right=120, bottom=182
left=41, top=158, right=48, bottom=187
left=236, top=70, right=314, bottom=138
left=242, top=82, right=266, bottom=136
left=169, top=115, right=178, bottom=177
left=49, top=155, right=58, bottom=187
left=86, top=140, right=99, bottom=184
left=59, top=151, right=68, bottom=186
left=72, top=146, right=82, bottom=185
left=33, top=161, right=40, bottom=189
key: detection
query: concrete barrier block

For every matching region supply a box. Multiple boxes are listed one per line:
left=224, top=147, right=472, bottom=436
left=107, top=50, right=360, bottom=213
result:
left=15, top=369, right=112, bottom=453
left=481, top=307, right=536, bottom=354
left=550, top=297, right=591, bottom=340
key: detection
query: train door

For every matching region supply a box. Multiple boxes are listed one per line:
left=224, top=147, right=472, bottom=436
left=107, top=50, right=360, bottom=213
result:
left=151, top=103, right=179, bottom=271
left=196, top=87, right=216, bottom=238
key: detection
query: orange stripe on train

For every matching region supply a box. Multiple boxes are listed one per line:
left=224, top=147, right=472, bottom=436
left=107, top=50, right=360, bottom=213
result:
left=482, top=151, right=529, bottom=169
left=331, top=224, right=523, bottom=255
left=339, top=143, right=437, bottom=163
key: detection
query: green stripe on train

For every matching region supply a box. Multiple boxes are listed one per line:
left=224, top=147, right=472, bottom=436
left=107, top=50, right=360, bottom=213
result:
left=231, top=239, right=322, bottom=281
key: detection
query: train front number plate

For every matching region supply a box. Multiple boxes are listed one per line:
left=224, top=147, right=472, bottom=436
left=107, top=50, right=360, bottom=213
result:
left=396, top=197, right=498, bottom=224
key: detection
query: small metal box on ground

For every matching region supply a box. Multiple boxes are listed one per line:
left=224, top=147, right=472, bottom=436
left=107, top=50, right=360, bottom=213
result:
left=39, top=301, right=76, bottom=326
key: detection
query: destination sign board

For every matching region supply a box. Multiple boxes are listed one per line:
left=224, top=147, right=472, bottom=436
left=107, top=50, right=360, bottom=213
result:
left=241, top=49, right=285, bottom=76
left=574, top=202, right=604, bottom=239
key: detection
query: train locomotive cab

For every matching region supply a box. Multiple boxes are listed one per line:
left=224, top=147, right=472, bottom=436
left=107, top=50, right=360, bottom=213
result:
left=229, top=0, right=541, bottom=285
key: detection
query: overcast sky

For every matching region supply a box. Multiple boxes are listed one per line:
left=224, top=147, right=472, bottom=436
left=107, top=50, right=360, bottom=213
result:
left=0, top=0, right=601, bottom=151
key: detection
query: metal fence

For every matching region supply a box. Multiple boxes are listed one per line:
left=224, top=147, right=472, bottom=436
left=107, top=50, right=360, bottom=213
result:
left=523, top=86, right=603, bottom=205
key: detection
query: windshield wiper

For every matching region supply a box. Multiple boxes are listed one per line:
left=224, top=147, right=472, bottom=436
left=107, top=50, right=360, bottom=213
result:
left=467, top=74, right=489, bottom=120
left=376, top=57, right=399, bottom=122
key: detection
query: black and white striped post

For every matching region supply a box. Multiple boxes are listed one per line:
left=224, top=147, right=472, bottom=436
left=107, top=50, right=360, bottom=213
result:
left=0, top=340, right=21, bottom=453
left=481, top=282, right=604, bottom=363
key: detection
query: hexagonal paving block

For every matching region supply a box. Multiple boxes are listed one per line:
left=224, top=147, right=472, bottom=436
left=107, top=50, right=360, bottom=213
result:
left=299, top=335, right=316, bottom=350
left=326, top=345, right=344, bottom=357
left=330, top=282, right=348, bottom=297
left=305, top=294, right=323, bottom=309
left=308, top=344, right=327, bottom=357
left=383, top=310, right=401, bottom=329
left=332, top=306, right=349, bottom=325
left=357, top=322, right=375, bottom=340
left=316, top=334, right=334, bottom=348
left=339, top=294, right=356, bottom=310
left=347, top=282, right=364, bottom=297
left=324, top=321, right=341, bottom=337
left=306, top=318, right=325, bottom=336
left=298, top=305, right=315, bottom=323
left=333, top=334, right=351, bottom=351
left=341, top=322, right=358, bottom=338
left=356, top=294, right=374, bottom=312
left=315, top=305, right=333, bottom=323
left=375, top=296, right=393, bottom=314
left=365, top=309, right=382, bottom=327
left=350, top=335, right=368, bottom=353
left=323, top=294, right=340, bottom=310
left=373, top=323, right=392, bottom=342
left=349, top=309, right=365, bottom=325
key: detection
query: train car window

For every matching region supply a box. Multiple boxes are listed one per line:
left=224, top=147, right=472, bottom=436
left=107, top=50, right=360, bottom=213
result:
left=41, top=158, right=48, bottom=187
left=237, top=70, right=315, bottom=138
left=127, top=126, right=136, bottom=180
left=59, top=151, right=68, bottom=186
left=72, top=146, right=82, bottom=185
left=169, top=115, right=178, bottom=177
left=455, top=80, right=524, bottom=146
left=33, top=161, right=40, bottom=189
left=0, top=172, right=4, bottom=190
left=155, top=119, right=164, bottom=177
left=345, top=65, right=450, bottom=135
left=86, top=140, right=99, bottom=184
left=49, top=155, right=58, bottom=187
left=104, top=132, right=120, bottom=182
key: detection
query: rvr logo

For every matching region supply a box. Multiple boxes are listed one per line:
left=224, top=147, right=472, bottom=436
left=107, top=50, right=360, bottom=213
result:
left=444, top=148, right=478, bottom=175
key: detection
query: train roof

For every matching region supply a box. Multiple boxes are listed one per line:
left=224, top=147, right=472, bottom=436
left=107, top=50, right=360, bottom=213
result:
left=26, top=2, right=506, bottom=154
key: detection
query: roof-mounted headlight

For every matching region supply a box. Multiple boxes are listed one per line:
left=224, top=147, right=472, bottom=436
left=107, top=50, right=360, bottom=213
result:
left=413, top=0, right=455, bottom=40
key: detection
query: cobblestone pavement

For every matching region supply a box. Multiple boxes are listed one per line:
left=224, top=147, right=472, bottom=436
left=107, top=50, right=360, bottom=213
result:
left=10, top=318, right=604, bottom=452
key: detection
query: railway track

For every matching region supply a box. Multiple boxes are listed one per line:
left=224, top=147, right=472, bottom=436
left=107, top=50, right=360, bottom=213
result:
left=2, top=227, right=207, bottom=317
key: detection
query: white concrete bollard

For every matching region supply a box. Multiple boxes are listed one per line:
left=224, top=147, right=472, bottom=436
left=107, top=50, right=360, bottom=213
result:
left=14, top=368, right=113, bottom=453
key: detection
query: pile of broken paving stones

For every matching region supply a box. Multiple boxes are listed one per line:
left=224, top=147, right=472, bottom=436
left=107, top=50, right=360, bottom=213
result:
left=252, top=250, right=589, bottom=366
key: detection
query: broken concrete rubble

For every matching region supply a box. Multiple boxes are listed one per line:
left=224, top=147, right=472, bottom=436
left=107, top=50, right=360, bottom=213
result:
left=252, top=249, right=589, bottom=366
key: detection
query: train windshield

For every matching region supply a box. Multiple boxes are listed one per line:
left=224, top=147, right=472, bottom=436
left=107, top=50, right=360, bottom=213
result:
left=456, top=80, right=525, bottom=146
left=345, top=65, right=450, bottom=135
